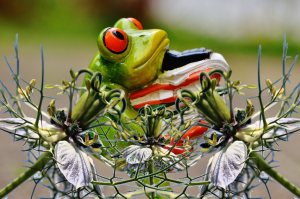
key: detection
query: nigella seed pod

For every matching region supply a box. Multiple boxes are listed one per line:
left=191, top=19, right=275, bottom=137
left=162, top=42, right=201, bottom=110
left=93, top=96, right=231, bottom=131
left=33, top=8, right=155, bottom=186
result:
left=177, top=72, right=230, bottom=129
left=71, top=87, right=125, bottom=129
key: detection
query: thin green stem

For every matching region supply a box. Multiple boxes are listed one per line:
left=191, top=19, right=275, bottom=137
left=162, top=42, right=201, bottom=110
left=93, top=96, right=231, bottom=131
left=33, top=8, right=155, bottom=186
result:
left=250, top=151, right=300, bottom=198
left=35, top=46, right=45, bottom=128
left=0, top=152, right=52, bottom=198
left=257, top=45, right=268, bottom=128
left=148, top=158, right=155, bottom=199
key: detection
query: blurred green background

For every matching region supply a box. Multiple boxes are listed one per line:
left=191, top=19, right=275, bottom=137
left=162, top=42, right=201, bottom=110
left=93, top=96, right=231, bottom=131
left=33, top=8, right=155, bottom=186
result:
left=1, top=0, right=300, bottom=198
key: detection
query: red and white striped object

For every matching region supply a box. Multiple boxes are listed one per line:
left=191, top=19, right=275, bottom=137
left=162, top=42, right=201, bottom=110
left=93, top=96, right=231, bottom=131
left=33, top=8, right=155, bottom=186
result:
left=129, top=53, right=229, bottom=110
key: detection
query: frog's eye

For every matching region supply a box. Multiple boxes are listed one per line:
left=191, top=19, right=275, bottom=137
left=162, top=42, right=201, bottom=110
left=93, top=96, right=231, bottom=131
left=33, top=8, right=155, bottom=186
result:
left=127, top=17, right=143, bottom=30
left=103, top=28, right=128, bottom=54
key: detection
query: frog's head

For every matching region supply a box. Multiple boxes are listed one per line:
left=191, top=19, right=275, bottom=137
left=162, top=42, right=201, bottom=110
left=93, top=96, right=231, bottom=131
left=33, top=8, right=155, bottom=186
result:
left=88, top=18, right=229, bottom=118
left=94, top=18, right=169, bottom=92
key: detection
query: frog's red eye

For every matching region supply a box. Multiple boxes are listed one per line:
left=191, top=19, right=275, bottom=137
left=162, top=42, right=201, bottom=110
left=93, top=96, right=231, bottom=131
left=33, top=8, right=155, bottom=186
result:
left=127, top=17, right=143, bottom=30
left=103, top=28, right=128, bottom=54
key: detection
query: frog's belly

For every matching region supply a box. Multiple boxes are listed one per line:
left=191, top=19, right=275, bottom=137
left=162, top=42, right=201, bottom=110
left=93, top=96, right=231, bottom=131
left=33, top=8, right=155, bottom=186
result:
left=129, top=53, right=228, bottom=110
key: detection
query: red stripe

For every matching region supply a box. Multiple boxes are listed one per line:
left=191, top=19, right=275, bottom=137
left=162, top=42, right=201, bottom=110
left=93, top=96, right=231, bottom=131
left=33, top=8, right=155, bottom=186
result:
left=129, top=68, right=221, bottom=100
left=132, top=97, right=177, bottom=109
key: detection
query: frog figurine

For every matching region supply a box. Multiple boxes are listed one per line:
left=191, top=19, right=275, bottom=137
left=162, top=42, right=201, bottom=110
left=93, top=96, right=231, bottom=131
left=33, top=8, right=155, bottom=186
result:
left=87, top=17, right=229, bottom=151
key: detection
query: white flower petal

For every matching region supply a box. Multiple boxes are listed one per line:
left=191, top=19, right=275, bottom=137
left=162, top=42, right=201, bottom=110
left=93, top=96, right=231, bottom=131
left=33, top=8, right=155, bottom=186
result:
left=55, top=141, right=93, bottom=189
left=262, top=130, right=286, bottom=140
left=122, top=145, right=152, bottom=164
left=47, top=165, right=73, bottom=192
left=88, top=156, right=105, bottom=198
left=0, top=117, right=34, bottom=130
left=14, top=129, right=39, bottom=142
left=229, top=164, right=254, bottom=192
left=209, top=141, right=247, bottom=189
left=266, top=117, right=300, bottom=130
left=243, top=117, right=300, bottom=132
left=0, top=117, right=66, bottom=142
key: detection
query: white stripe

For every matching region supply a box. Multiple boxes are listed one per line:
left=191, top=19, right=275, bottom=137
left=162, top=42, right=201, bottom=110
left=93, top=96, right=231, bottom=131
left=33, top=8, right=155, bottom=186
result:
left=130, top=82, right=198, bottom=106
left=155, top=53, right=229, bottom=86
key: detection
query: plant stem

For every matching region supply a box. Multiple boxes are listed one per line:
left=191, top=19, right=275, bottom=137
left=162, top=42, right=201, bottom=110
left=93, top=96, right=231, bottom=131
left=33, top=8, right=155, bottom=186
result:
left=148, top=158, right=156, bottom=199
left=0, top=152, right=52, bottom=198
left=250, top=151, right=300, bottom=198
left=257, top=45, right=268, bottom=128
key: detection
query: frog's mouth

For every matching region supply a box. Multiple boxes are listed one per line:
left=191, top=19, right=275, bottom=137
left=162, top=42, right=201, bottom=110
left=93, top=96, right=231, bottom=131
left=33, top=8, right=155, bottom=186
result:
left=128, top=49, right=229, bottom=111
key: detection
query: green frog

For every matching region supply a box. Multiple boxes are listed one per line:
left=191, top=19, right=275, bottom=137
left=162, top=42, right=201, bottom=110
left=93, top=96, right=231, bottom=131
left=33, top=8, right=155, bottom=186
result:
left=88, top=17, right=229, bottom=120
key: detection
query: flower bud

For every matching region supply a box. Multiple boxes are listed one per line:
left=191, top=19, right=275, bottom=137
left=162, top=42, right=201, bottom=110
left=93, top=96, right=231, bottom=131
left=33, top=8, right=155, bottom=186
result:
left=70, top=69, right=75, bottom=79
left=47, top=106, right=53, bottom=116
left=266, top=79, right=272, bottom=90
left=49, top=99, right=57, bottom=115
left=271, top=86, right=276, bottom=97
left=121, top=133, right=128, bottom=142
left=115, top=131, right=121, bottom=139
left=51, top=105, right=57, bottom=115
left=246, top=99, right=252, bottom=107
left=278, top=88, right=284, bottom=98
left=110, top=120, right=119, bottom=130
left=249, top=106, right=254, bottom=116
left=245, top=99, right=254, bottom=116
left=184, top=120, right=192, bottom=130
left=165, top=137, right=172, bottom=145
left=233, top=80, right=241, bottom=86
left=25, top=86, right=31, bottom=97
left=227, top=68, right=232, bottom=80
left=50, top=99, right=56, bottom=107
left=17, top=88, right=23, bottom=95
left=183, top=136, right=189, bottom=146
left=62, top=80, right=69, bottom=87
left=29, top=79, right=36, bottom=90
left=115, top=158, right=128, bottom=168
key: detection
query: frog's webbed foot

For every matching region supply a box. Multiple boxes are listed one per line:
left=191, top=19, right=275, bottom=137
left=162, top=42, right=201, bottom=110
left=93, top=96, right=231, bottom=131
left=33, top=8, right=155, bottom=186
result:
left=162, top=48, right=213, bottom=71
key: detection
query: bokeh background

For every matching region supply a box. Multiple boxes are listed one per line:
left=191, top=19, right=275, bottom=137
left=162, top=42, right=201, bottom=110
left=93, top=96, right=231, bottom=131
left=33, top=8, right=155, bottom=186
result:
left=1, top=0, right=300, bottom=198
